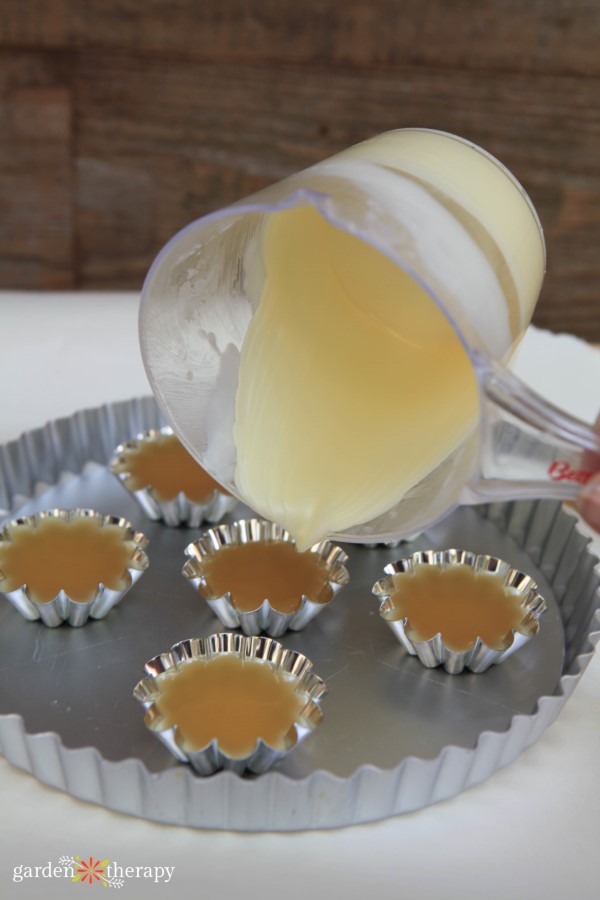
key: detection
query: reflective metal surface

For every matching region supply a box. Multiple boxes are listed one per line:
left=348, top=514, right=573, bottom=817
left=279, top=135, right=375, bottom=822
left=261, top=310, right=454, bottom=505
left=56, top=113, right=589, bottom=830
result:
left=182, top=519, right=349, bottom=637
left=110, top=425, right=239, bottom=527
left=134, top=632, right=326, bottom=775
left=0, top=398, right=598, bottom=830
left=0, top=509, right=149, bottom=627
left=373, top=549, right=547, bottom=674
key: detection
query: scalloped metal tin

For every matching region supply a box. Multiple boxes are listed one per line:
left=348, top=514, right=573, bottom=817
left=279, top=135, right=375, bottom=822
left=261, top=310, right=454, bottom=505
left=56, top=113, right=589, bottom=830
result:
left=133, top=632, right=326, bottom=775
left=182, top=518, right=350, bottom=637
left=0, top=398, right=599, bottom=832
left=0, top=508, right=149, bottom=627
left=373, top=549, right=547, bottom=674
left=110, top=426, right=238, bottom=527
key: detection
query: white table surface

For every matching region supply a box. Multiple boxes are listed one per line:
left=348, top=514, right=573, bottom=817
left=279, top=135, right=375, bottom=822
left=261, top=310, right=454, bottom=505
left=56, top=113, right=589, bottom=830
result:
left=0, top=291, right=599, bottom=900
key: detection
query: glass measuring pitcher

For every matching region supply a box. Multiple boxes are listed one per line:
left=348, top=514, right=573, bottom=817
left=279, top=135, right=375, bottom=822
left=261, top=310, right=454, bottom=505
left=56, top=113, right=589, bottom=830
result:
left=139, top=129, right=600, bottom=547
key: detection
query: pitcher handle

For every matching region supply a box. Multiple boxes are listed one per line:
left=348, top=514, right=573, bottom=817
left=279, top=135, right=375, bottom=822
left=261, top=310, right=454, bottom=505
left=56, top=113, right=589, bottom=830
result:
left=461, top=354, right=600, bottom=505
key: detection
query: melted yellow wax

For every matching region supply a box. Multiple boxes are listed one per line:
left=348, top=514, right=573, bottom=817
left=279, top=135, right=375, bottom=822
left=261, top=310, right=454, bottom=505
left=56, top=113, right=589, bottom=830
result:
left=233, top=205, right=479, bottom=549
left=153, top=655, right=304, bottom=758
left=0, top=516, right=135, bottom=603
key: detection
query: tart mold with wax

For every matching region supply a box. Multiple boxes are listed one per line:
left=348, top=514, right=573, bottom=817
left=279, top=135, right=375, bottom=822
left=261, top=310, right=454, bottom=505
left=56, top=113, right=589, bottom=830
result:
left=182, top=518, right=350, bottom=637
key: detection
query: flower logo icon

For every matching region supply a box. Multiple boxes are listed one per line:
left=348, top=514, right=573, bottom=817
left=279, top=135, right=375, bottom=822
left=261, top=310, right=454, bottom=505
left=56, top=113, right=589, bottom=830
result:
left=71, top=856, right=110, bottom=886
left=58, top=853, right=124, bottom=888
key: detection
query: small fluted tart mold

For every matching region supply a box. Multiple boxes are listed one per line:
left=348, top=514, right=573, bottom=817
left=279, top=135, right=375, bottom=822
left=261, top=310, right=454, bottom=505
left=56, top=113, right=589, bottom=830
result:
left=0, top=508, right=149, bottom=627
left=133, top=632, right=327, bottom=776
left=182, top=518, right=350, bottom=637
left=110, top=426, right=238, bottom=527
left=373, top=549, right=547, bottom=674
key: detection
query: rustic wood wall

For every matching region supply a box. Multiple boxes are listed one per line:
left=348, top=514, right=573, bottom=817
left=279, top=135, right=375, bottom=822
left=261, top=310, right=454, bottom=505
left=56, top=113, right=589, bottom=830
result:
left=1, top=1, right=599, bottom=339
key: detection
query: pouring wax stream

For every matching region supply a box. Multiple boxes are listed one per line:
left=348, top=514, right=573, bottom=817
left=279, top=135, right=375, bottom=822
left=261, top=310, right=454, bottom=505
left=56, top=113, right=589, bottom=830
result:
left=233, top=204, right=479, bottom=551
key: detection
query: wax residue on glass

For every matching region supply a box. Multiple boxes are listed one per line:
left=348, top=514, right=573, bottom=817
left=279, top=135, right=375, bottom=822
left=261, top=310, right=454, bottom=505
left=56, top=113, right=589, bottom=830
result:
left=233, top=204, right=479, bottom=550
left=153, top=655, right=304, bottom=757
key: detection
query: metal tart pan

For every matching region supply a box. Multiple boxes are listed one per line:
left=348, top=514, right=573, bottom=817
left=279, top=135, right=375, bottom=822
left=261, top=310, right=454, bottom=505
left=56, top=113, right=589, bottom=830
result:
left=0, top=397, right=598, bottom=831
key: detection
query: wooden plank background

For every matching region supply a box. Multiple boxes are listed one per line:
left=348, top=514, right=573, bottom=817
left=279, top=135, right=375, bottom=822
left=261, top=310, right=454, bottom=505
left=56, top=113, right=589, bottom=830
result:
left=1, top=0, right=599, bottom=339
